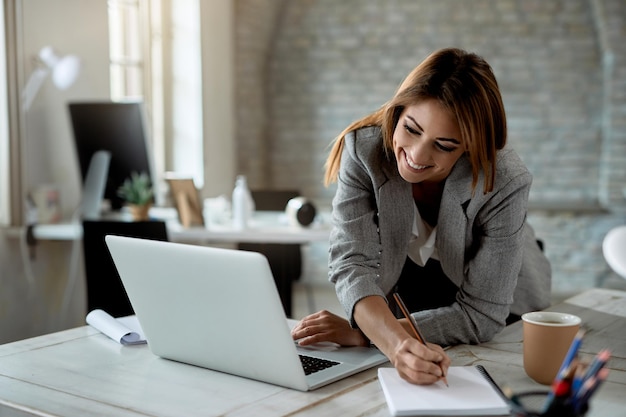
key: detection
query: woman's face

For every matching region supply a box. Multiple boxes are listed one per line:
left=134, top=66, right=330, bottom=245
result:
left=393, top=99, right=464, bottom=184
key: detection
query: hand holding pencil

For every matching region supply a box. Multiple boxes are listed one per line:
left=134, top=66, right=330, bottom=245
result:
left=393, top=293, right=449, bottom=386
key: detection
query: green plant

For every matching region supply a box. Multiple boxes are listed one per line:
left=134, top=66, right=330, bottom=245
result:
left=117, top=172, right=154, bottom=206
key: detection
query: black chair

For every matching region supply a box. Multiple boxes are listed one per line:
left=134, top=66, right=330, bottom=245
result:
left=238, top=190, right=302, bottom=316
left=82, top=220, right=169, bottom=317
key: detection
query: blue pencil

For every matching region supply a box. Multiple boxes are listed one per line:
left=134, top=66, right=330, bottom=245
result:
left=542, top=329, right=585, bottom=411
left=556, top=330, right=586, bottom=378
left=571, top=361, right=586, bottom=394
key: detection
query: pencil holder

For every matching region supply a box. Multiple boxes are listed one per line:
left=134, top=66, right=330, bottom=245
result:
left=509, top=391, right=589, bottom=417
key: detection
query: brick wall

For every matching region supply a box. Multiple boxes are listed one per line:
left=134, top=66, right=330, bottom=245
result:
left=234, top=0, right=286, bottom=186
left=235, top=0, right=626, bottom=295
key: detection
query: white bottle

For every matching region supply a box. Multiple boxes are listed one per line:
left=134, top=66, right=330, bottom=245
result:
left=232, top=175, right=254, bottom=229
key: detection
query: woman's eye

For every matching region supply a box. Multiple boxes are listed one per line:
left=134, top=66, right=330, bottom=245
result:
left=403, top=124, right=420, bottom=135
left=435, top=142, right=456, bottom=153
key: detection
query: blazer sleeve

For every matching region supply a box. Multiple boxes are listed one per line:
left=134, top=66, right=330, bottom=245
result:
left=329, top=128, right=394, bottom=325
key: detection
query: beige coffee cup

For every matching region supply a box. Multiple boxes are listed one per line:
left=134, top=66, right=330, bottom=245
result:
left=521, top=311, right=581, bottom=385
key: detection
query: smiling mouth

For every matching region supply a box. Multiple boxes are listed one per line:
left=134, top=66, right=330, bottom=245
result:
left=405, top=153, right=430, bottom=170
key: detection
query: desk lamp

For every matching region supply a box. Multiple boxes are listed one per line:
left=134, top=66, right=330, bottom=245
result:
left=21, top=46, right=80, bottom=111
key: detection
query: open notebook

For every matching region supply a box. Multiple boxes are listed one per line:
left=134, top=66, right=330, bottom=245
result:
left=378, top=365, right=510, bottom=416
left=105, top=235, right=388, bottom=391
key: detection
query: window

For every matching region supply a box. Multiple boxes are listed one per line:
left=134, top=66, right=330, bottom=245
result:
left=107, top=0, right=203, bottom=193
left=107, top=0, right=164, bottom=184
left=108, top=0, right=144, bottom=100
left=168, top=0, right=203, bottom=187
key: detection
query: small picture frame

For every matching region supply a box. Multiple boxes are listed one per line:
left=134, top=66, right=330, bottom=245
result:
left=165, top=175, right=204, bottom=228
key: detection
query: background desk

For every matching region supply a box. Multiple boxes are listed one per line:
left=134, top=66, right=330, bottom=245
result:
left=5, top=209, right=331, bottom=317
left=0, top=288, right=623, bottom=417
left=5, top=209, right=331, bottom=244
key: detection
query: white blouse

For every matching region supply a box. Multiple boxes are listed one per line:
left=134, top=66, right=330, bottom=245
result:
left=407, top=203, right=439, bottom=267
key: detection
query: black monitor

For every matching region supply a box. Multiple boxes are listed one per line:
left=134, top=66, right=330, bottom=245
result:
left=68, top=101, right=156, bottom=211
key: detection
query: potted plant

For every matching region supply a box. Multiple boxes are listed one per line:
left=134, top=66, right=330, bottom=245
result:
left=117, top=171, right=154, bottom=221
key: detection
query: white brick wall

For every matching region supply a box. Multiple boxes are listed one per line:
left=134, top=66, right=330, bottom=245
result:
left=234, top=0, right=626, bottom=294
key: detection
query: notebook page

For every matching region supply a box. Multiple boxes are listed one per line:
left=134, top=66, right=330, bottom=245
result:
left=378, top=366, right=510, bottom=416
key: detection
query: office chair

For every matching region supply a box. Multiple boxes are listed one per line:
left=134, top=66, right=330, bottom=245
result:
left=238, top=190, right=303, bottom=316
left=82, top=220, right=169, bottom=317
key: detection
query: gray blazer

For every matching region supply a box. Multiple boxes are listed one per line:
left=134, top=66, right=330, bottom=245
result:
left=329, top=126, right=551, bottom=346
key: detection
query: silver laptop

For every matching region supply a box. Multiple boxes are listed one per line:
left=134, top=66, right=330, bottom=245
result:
left=105, top=235, right=388, bottom=391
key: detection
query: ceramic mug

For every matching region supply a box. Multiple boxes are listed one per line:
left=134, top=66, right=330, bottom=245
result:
left=521, top=311, right=581, bottom=385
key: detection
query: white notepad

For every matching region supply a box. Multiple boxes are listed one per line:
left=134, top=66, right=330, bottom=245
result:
left=378, top=366, right=510, bottom=416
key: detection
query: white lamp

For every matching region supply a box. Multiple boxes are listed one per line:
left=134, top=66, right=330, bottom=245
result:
left=21, top=46, right=81, bottom=111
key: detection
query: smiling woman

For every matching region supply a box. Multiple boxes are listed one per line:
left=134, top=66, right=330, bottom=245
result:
left=293, top=47, right=552, bottom=387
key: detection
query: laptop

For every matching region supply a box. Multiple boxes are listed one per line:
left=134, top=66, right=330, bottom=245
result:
left=105, top=235, right=388, bottom=391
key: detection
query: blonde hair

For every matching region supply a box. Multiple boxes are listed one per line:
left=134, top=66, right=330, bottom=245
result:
left=324, top=48, right=507, bottom=194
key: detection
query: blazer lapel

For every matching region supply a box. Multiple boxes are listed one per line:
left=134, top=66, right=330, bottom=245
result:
left=436, top=156, right=473, bottom=285
left=378, top=168, right=413, bottom=254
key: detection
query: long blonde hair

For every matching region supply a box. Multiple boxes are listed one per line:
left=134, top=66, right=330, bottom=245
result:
left=324, top=47, right=507, bottom=194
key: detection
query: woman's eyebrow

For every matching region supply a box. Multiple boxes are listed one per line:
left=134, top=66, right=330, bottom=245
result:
left=406, top=115, right=460, bottom=144
left=406, top=115, right=421, bottom=130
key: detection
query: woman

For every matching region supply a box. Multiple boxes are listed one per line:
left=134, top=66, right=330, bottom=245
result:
left=291, top=47, right=551, bottom=385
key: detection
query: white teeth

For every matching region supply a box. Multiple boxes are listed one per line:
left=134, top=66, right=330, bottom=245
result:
left=406, top=155, right=428, bottom=170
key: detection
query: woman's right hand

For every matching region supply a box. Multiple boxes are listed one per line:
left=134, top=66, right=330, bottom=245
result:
left=352, top=295, right=450, bottom=385
left=390, top=337, right=450, bottom=385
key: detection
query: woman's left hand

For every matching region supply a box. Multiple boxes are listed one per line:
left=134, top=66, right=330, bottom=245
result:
left=291, top=310, right=369, bottom=347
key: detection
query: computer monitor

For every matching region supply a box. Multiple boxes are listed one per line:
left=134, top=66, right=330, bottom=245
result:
left=68, top=101, right=157, bottom=211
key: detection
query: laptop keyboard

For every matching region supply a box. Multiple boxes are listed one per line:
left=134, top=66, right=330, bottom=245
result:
left=299, top=354, right=340, bottom=375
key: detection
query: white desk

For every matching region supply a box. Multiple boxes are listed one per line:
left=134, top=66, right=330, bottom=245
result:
left=3, top=208, right=332, bottom=244
left=0, top=288, right=623, bottom=416
left=3, top=209, right=331, bottom=317
left=166, top=210, right=331, bottom=244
